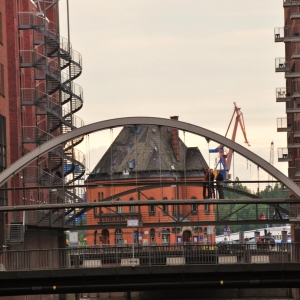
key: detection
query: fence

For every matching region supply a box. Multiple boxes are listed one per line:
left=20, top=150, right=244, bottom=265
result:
left=0, top=243, right=299, bottom=271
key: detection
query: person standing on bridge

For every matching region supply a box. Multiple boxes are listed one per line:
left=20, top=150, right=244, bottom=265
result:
left=216, top=170, right=224, bottom=199
left=202, top=169, right=209, bottom=199
left=208, top=169, right=215, bottom=199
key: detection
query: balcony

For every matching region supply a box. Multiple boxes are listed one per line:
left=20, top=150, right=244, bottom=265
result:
left=276, top=88, right=292, bottom=102
left=284, top=0, right=300, bottom=7
left=277, top=118, right=291, bottom=132
left=286, top=101, right=300, bottom=113
left=287, top=135, right=300, bottom=148
left=291, top=50, right=300, bottom=59
left=275, top=59, right=300, bottom=78
left=274, top=26, right=300, bottom=42
left=278, top=148, right=292, bottom=162
left=291, top=11, right=300, bottom=19
left=275, top=58, right=289, bottom=72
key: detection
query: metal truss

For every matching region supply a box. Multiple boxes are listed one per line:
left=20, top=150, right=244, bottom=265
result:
left=0, top=117, right=299, bottom=197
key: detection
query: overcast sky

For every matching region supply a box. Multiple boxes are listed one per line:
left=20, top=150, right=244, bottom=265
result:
left=58, top=1, right=286, bottom=182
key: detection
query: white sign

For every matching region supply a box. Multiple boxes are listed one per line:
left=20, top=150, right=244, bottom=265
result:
left=127, top=219, right=139, bottom=227
left=207, top=226, right=214, bottom=235
left=69, top=232, right=78, bottom=247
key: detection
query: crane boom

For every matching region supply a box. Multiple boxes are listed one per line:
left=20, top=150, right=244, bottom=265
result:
left=209, top=102, right=250, bottom=179
left=225, top=103, right=250, bottom=172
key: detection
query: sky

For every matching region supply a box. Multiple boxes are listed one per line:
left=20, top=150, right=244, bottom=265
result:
left=58, top=1, right=286, bottom=182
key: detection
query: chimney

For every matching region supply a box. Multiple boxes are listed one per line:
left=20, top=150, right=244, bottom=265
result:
left=170, top=116, right=180, bottom=161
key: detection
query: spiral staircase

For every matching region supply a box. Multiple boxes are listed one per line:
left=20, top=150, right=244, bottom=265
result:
left=6, top=9, right=87, bottom=243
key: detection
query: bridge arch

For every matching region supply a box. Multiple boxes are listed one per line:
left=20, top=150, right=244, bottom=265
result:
left=0, top=116, right=299, bottom=197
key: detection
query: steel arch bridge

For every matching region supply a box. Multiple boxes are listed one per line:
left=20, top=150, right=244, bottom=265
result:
left=0, top=116, right=299, bottom=197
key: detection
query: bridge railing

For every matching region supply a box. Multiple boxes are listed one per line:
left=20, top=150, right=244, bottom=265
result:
left=0, top=243, right=299, bottom=271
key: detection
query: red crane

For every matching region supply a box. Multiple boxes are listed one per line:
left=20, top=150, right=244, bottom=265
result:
left=210, top=102, right=250, bottom=179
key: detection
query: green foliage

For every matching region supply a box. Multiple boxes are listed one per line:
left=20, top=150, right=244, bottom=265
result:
left=215, top=178, right=289, bottom=235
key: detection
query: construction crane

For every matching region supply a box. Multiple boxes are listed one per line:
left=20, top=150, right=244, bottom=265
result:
left=268, top=141, right=274, bottom=187
left=209, top=102, right=250, bottom=179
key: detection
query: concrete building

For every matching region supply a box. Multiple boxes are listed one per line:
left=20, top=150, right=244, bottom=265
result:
left=0, top=0, right=85, bottom=275
left=85, top=117, right=216, bottom=246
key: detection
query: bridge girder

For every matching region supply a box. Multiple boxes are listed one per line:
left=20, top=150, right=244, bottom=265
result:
left=0, top=116, right=299, bottom=196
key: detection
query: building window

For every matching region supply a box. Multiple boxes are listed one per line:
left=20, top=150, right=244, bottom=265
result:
left=162, top=197, right=168, bottom=215
left=129, top=197, right=135, bottom=213
left=204, top=203, right=210, bottom=214
left=162, top=228, right=170, bottom=245
left=191, top=197, right=197, bottom=214
left=149, top=197, right=155, bottom=215
left=115, top=229, right=123, bottom=245
left=97, top=192, right=104, bottom=201
left=117, top=198, right=122, bottom=213
left=0, top=13, right=2, bottom=45
left=150, top=228, right=155, bottom=245
left=0, top=64, right=4, bottom=97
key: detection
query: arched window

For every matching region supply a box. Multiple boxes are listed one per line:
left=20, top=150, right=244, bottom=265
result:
left=117, top=198, right=122, bottom=213
left=115, top=229, right=123, bottom=245
left=162, top=197, right=168, bottom=215
left=191, top=196, right=197, bottom=214
left=129, top=197, right=135, bottom=213
left=162, top=228, right=170, bottom=245
left=101, top=229, right=109, bottom=244
left=97, top=192, right=104, bottom=201
left=149, top=197, right=155, bottom=215
left=94, top=199, right=101, bottom=216
left=150, top=228, right=155, bottom=245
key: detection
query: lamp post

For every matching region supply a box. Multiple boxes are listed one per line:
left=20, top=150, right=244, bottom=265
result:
left=127, top=219, right=139, bottom=267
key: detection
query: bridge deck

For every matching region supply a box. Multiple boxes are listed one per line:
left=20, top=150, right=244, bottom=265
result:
left=1, top=244, right=300, bottom=295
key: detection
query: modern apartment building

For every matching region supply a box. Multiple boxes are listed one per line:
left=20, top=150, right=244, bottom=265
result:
left=275, top=1, right=300, bottom=247
left=0, top=0, right=85, bottom=252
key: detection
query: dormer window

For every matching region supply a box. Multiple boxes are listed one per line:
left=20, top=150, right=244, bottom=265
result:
left=128, top=159, right=135, bottom=169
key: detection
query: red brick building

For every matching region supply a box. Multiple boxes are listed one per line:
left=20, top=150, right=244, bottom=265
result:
left=0, top=0, right=85, bottom=260
left=275, top=2, right=300, bottom=242
left=85, top=118, right=216, bottom=246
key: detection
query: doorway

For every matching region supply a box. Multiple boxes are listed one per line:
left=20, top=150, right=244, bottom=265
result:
left=183, top=230, right=192, bottom=243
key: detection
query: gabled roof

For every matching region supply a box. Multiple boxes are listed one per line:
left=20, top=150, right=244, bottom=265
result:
left=87, top=125, right=208, bottom=181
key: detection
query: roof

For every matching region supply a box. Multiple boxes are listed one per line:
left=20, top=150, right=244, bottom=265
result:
left=87, top=125, right=208, bottom=181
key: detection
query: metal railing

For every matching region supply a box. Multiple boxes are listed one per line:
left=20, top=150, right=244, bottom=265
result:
left=277, top=117, right=289, bottom=130
left=278, top=148, right=291, bottom=160
left=0, top=243, right=299, bottom=271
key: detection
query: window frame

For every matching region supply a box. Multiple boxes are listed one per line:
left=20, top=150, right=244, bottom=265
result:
left=149, top=197, right=155, bottom=216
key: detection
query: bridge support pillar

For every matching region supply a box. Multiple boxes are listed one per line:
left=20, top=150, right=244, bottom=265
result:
left=126, top=291, right=131, bottom=300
